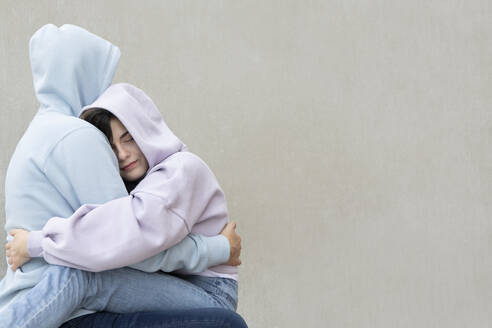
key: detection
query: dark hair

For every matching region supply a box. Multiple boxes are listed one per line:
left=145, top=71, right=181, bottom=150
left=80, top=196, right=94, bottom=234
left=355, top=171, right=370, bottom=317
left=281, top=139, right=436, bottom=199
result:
left=80, top=108, right=115, bottom=143
left=81, top=108, right=142, bottom=192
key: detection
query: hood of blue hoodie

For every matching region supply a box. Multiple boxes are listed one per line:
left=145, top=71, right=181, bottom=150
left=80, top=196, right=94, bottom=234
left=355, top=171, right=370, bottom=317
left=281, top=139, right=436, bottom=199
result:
left=30, top=24, right=120, bottom=116
left=80, top=83, right=186, bottom=169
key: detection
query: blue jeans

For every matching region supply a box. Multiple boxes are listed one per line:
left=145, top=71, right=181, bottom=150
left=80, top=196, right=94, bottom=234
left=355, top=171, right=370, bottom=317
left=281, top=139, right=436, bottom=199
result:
left=0, top=265, right=238, bottom=328
left=59, top=308, right=248, bottom=328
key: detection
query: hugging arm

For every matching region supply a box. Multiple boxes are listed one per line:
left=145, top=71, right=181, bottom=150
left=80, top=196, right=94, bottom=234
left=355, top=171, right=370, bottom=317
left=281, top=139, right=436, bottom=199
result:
left=129, top=234, right=227, bottom=273
left=20, top=128, right=229, bottom=272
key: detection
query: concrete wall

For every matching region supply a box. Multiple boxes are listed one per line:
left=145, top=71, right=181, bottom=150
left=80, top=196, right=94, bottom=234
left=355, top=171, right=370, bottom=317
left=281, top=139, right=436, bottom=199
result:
left=1, top=1, right=491, bottom=327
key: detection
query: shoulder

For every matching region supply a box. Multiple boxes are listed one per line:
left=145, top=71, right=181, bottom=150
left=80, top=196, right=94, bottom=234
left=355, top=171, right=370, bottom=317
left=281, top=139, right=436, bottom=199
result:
left=132, top=151, right=219, bottom=199
left=153, top=151, right=212, bottom=176
left=35, top=113, right=108, bottom=148
left=42, top=119, right=113, bottom=170
left=36, top=111, right=92, bottom=131
left=135, top=152, right=213, bottom=190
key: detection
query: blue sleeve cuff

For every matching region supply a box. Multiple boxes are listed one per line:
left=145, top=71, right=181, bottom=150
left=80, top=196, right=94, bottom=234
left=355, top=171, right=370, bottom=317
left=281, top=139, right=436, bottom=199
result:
left=204, top=235, right=230, bottom=268
left=27, top=230, right=44, bottom=257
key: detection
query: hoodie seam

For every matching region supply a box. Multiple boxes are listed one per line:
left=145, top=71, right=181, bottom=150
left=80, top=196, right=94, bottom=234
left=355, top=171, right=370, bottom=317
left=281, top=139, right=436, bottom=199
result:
left=40, top=126, right=102, bottom=173
left=131, top=190, right=192, bottom=233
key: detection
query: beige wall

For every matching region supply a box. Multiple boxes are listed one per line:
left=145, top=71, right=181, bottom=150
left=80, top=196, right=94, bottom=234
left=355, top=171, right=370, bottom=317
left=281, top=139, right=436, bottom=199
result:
left=1, top=1, right=492, bottom=327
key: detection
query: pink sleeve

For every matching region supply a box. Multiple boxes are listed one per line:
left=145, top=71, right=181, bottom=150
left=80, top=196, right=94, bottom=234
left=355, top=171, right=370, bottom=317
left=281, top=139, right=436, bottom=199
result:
left=27, top=153, right=224, bottom=272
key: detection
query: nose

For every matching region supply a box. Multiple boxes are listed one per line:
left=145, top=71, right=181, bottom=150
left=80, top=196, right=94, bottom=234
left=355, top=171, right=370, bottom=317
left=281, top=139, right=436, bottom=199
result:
left=115, top=144, right=130, bottom=161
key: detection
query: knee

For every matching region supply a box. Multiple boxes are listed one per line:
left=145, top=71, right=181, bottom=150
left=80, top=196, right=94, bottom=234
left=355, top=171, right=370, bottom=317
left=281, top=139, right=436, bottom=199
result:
left=45, top=265, right=90, bottom=288
left=211, top=308, right=248, bottom=328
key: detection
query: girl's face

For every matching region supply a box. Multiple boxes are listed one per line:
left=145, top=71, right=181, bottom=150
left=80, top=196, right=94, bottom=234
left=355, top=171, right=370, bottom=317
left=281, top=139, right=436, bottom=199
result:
left=109, top=118, right=149, bottom=182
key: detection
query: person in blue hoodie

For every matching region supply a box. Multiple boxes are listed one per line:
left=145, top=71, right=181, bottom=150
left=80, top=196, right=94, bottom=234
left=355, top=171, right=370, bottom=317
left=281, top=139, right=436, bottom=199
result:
left=0, top=24, right=246, bottom=328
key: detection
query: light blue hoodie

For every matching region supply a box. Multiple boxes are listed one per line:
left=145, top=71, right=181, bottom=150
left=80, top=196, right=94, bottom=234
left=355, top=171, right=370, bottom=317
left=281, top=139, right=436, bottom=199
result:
left=0, top=24, right=227, bottom=319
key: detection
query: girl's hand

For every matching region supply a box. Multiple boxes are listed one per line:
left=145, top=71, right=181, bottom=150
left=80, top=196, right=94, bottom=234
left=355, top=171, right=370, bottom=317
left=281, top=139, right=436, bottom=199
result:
left=5, top=229, right=31, bottom=271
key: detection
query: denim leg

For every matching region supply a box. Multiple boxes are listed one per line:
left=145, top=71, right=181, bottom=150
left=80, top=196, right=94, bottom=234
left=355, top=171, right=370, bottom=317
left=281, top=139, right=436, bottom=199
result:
left=178, top=275, right=239, bottom=311
left=59, top=308, right=248, bottom=328
left=0, top=267, right=230, bottom=328
left=0, top=265, right=92, bottom=328
left=82, top=268, right=223, bottom=313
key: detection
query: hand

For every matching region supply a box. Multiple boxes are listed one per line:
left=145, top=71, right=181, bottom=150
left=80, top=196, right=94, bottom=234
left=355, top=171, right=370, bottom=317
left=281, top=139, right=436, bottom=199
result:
left=220, top=222, right=242, bottom=266
left=5, top=229, right=31, bottom=271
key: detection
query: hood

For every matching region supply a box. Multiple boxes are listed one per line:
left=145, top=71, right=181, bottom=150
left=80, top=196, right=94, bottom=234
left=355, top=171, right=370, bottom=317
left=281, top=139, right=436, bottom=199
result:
left=80, top=83, right=186, bottom=169
left=30, top=24, right=120, bottom=116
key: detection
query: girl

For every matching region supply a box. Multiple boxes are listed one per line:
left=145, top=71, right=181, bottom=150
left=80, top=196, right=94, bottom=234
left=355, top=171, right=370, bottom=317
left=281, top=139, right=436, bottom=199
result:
left=5, top=83, right=242, bottom=327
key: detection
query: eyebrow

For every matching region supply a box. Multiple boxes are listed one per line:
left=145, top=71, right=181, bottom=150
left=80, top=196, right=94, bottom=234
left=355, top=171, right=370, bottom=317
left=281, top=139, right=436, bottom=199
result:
left=119, top=131, right=130, bottom=140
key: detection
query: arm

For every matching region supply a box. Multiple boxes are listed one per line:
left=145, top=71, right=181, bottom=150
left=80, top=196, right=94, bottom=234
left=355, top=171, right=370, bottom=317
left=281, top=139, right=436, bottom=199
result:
left=27, top=139, right=227, bottom=272
left=129, top=234, right=229, bottom=273
left=8, top=222, right=241, bottom=273
left=130, top=221, right=242, bottom=273
left=6, top=231, right=230, bottom=273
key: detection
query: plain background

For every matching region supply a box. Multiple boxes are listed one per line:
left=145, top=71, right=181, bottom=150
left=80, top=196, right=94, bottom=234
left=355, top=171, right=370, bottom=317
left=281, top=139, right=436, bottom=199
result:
left=1, top=1, right=491, bottom=327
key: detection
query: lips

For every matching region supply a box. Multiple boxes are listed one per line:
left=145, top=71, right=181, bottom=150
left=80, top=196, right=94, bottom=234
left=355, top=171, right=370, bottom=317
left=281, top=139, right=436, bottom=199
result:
left=122, top=160, right=137, bottom=171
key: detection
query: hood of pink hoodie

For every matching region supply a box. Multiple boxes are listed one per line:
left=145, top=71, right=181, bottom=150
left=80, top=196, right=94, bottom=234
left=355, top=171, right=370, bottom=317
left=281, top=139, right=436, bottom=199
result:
left=80, top=83, right=186, bottom=170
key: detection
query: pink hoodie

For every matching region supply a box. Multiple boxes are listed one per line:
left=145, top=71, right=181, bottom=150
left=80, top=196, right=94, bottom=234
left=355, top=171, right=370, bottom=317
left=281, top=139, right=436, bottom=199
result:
left=27, top=83, right=237, bottom=280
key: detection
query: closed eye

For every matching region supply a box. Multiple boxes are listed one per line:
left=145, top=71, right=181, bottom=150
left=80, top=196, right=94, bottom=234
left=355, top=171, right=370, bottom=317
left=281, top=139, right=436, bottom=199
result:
left=120, top=131, right=133, bottom=143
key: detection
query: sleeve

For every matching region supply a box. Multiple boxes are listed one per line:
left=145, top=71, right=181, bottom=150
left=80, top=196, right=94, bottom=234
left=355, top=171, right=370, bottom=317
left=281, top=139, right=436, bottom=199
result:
left=128, top=234, right=230, bottom=273
left=28, top=149, right=225, bottom=272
